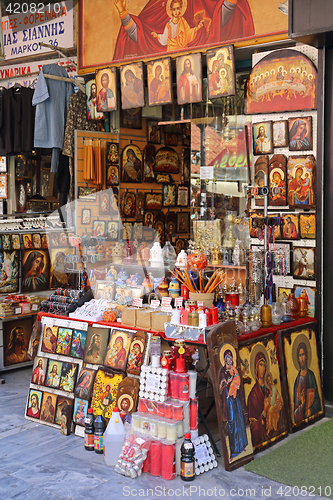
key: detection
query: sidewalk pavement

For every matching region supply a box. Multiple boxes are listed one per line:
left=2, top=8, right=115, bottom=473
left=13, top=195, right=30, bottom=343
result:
left=0, top=366, right=327, bottom=500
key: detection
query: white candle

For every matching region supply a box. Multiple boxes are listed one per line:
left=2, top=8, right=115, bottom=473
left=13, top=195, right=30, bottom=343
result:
left=157, top=419, right=167, bottom=439
left=177, top=420, right=184, bottom=438
left=188, top=371, right=197, bottom=398
left=132, top=414, right=141, bottom=430
left=166, top=422, right=178, bottom=441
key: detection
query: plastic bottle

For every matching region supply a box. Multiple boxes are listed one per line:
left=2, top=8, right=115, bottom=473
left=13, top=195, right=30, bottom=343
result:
left=94, top=414, right=106, bottom=454
left=103, top=408, right=125, bottom=466
left=180, top=433, right=195, bottom=481
left=84, top=408, right=94, bottom=451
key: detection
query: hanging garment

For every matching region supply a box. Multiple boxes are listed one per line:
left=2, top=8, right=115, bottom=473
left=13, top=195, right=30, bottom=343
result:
left=32, top=64, right=74, bottom=172
left=62, top=90, right=97, bottom=200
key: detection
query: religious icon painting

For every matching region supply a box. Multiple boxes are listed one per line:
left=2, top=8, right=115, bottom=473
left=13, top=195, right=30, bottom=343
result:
left=45, top=360, right=63, bottom=389
left=163, top=184, right=177, bottom=207
left=273, top=120, right=288, bottom=148
left=84, top=326, right=110, bottom=366
left=206, top=321, right=254, bottom=470
left=21, top=249, right=50, bottom=293
left=106, top=165, right=119, bottom=186
left=294, top=286, right=316, bottom=317
left=121, top=144, right=143, bottom=183
left=165, top=133, right=178, bottom=146
left=176, top=53, right=202, bottom=105
left=104, top=328, right=134, bottom=372
left=147, top=121, right=161, bottom=145
left=40, top=392, right=57, bottom=424
left=110, top=188, right=119, bottom=213
left=41, top=234, right=48, bottom=249
left=120, top=62, right=145, bottom=110
left=50, top=232, right=59, bottom=247
left=120, top=108, right=142, bottom=129
left=155, top=147, right=179, bottom=174
left=59, top=232, right=68, bottom=247
left=92, top=220, right=106, bottom=237
left=59, top=362, right=78, bottom=393
left=116, top=376, right=140, bottom=424
left=292, top=246, right=316, bottom=281
left=0, top=250, right=19, bottom=293
left=27, top=321, right=41, bottom=360
left=175, top=238, right=186, bottom=254
left=147, top=58, right=172, bottom=107
left=126, top=331, right=148, bottom=376
left=78, top=186, right=98, bottom=201
left=91, top=367, right=123, bottom=419
left=41, top=325, right=58, bottom=354
left=249, top=212, right=264, bottom=238
left=144, top=211, right=154, bottom=227
left=50, top=248, right=74, bottom=290
left=268, top=155, right=287, bottom=206
left=288, top=116, right=313, bottom=151
left=278, top=323, right=324, bottom=432
left=2, top=234, right=10, bottom=250
left=3, top=317, right=32, bottom=367
left=70, top=330, right=87, bottom=359
left=73, top=397, right=89, bottom=426
left=99, top=191, right=110, bottom=215
left=244, top=49, right=318, bottom=115
left=31, top=233, right=42, bottom=249
left=281, top=213, right=299, bottom=240
left=287, top=155, right=316, bottom=209
left=121, top=223, right=131, bottom=241
left=31, top=356, right=48, bottom=385
left=207, top=45, right=236, bottom=99
left=22, top=234, right=33, bottom=249
left=55, top=396, right=74, bottom=426
left=133, top=222, right=143, bottom=240
left=11, top=234, right=21, bottom=250
left=95, top=67, right=117, bottom=112
left=154, top=217, right=165, bottom=246
left=86, top=79, right=104, bottom=121
left=122, top=192, right=136, bottom=218
left=253, top=122, right=273, bottom=155
left=254, top=156, right=268, bottom=207
left=177, top=185, right=189, bottom=207
left=299, top=213, right=316, bottom=239
left=239, top=334, right=288, bottom=452
left=108, top=221, right=119, bottom=241
left=55, top=328, right=73, bottom=356
left=81, top=208, right=91, bottom=225
left=74, top=367, right=96, bottom=400
left=26, top=389, right=43, bottom=419
left=176, top=212, right=190, bottom=234
left=145, top=192, right=162, bottom=211
left=143, top=144, right=156, bottom=183
left=107, top=142, right=119, bottom=165
left=277, top=287, right=292, bottom=303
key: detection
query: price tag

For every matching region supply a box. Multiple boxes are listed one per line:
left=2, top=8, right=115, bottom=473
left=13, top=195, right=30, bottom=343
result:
left=194, top=443, right=211, bottom=466
left=161, top=304, right=173, bottom=313
left=150, top=299, right=160, bottom=309
left=197, top=301, right=204, bottom=308
left=15, top=307, right=22, bottom=315
left=200, top=166, right=214, bottom=180
left=175, top=297, right=183, bottom=308
left=133, top=298, right=143, bottom=308
left=161, top=297, right=172, bottom=306
left=32, top=304, right=38, bottom=311
left=146, top=373, right=161, bottom=393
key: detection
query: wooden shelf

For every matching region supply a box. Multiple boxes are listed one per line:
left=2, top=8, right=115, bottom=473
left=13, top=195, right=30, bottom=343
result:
left=0, top=311, right=38, bottom=320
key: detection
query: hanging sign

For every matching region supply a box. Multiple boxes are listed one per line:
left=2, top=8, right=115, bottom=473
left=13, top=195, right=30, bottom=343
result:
left=2, top=0, right=73, bottom=60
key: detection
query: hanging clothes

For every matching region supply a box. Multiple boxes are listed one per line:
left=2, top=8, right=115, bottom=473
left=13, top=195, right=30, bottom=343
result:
left=0, top=86, right=35, bottom=155
left=32, top=64, right=74, bottom=173
left=62, top=90, right=97, bottom=201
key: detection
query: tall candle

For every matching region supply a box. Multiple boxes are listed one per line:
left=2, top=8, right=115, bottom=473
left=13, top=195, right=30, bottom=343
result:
left=210, top=305, right=219, bottom=324
left=188, top=370, right=197, bottom=398
left=150, top=440, right=162, bottom=476
left=149, top=418, right=158, bottom=438
left=178, top=373, right=190, bottom=401
left=132, top=413, right=141, bottom=431
left=169, top=372, right=179, bottom=399
left=161, top=442, right=176, bottom=480
left=164, top=401, right=173, bottom=419
left=142, top=448, right=150, bottom=473
left=190, top=398, right=198, bottom=430
left=166, top=422, right=178, bottom=441
left=180, top=308, right=188, bottom=325
left=176, top=420, right=184, bottom=438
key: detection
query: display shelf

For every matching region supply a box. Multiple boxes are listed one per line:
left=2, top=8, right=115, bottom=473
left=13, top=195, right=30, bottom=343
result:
left=0, top=312, right=38, bottom=321
left=206, top=264, right=246, bottom=270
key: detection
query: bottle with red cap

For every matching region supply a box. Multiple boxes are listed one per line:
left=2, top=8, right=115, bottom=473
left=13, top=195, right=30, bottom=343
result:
left=84, top=408, right=94, bottom=451
left=180, top=433, right=195, bottom=481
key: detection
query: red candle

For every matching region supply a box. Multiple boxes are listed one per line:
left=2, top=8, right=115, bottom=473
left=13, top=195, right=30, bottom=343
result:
left=175, top=357, right=186, bottom=373
left=181, top=284, right=189, bottom=300
left=190, top=397, right=198, bottom=430
left=147, top=400, right=156, bottom=415
left=205, top=309, right=212, bottom=326
left=150, top=440, right=162, bottom=476
left=143, top=448, right=150, bottom=473
left=156, top=402, right=165, bottom=417
left=164, top=402, right=173, bottom=419
left=180, top=308, right=188, bottom=325
left=161, top=442, right=176, bottom=480
left=169, top=372, right=179, bottom=400
left=173, top=403, right=184, bottom=421
left=210, top=305, right=219, bottom=324
left=178, top=373, right=190, bottom=401
left=138, top=398, right=148, bottom=413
